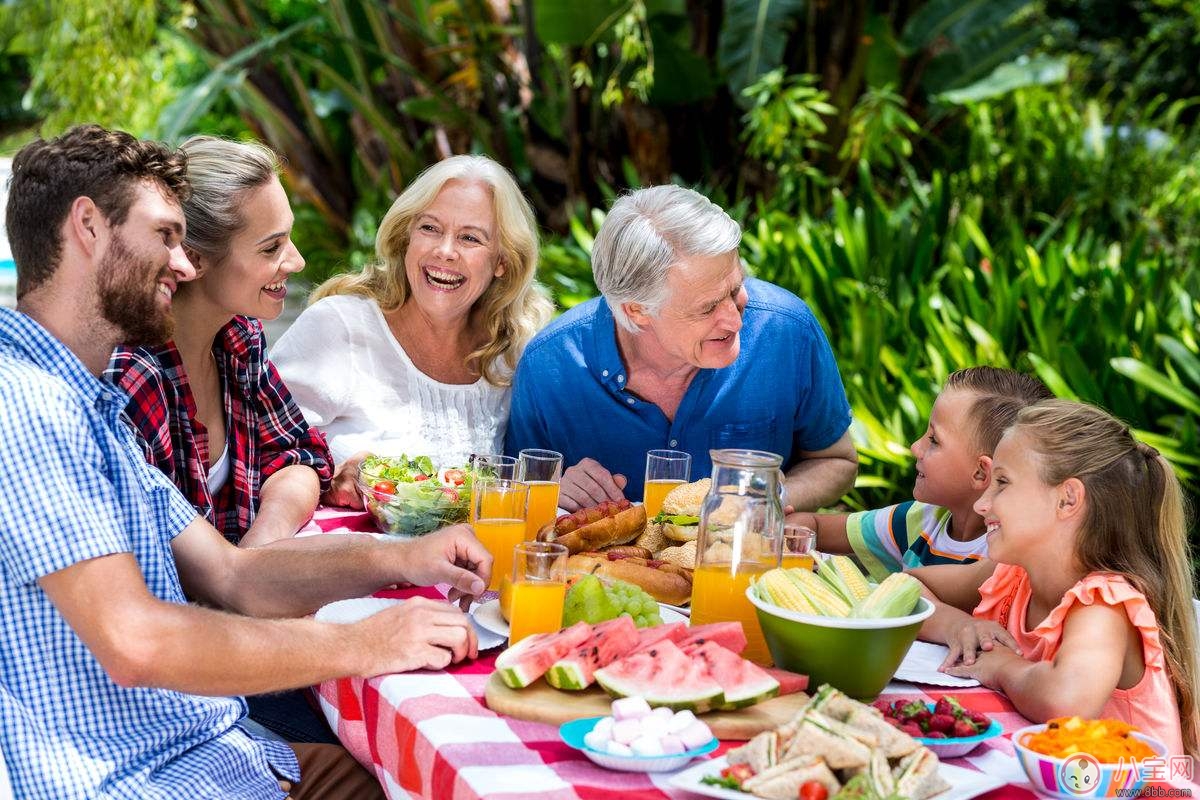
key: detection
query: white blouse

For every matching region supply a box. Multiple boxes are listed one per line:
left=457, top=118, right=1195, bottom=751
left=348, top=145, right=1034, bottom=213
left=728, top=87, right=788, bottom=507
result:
left=270, top=294, right=511, bottom=468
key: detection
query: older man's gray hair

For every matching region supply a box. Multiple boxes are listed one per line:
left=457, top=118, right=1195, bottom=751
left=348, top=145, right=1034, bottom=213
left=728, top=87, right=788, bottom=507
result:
left=591, top=185, right=742, bottom=333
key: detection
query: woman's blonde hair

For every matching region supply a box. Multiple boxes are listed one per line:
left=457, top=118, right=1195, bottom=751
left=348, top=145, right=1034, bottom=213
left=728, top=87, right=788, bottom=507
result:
left=309, top=155, right=552, bottom=386
left=178, top=136, right=280, bottom=267
left=1013, top=399, right=1198, bottom=756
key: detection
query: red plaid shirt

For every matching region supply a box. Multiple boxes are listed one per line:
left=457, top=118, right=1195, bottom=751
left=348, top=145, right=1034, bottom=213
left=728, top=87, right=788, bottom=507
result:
left=107, top=316, right=333, bottom=543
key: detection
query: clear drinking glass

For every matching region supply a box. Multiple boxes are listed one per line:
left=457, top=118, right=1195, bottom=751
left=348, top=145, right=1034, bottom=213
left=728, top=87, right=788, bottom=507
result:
left=643, top=449, right=691, bottom=518
left=689, top=449, right=784, bottom=666
left=518, top=449, right=563, bottom=541
left=507, top=541, right=568, bottom=644
left=472, top=478, right=529, bottom=592
left=469, top=454, right=519, bottom=524
left=781, top=525, right=817, bottom=571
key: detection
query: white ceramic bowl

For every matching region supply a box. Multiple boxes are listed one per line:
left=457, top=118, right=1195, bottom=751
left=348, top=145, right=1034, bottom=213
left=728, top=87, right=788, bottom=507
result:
left=1012, top=722, right=1167, bottom=798
left=559, top=716, right=718, bottom=773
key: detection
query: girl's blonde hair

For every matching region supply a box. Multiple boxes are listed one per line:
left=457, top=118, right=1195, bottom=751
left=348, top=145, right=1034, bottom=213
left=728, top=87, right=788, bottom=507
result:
left=1013, top=399, right=1198, bottom=756
left=309, top=155, right=552, bottom=386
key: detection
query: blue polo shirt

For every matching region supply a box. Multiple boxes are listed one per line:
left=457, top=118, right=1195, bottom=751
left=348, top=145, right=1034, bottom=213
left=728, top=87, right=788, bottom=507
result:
left=505, top=279, right=852, bottom=499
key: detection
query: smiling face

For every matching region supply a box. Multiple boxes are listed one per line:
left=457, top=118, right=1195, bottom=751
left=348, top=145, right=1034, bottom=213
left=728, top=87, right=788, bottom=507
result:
left=974, top=430, right=1063, bottom=564
left=630, top=250, right=747, bottom=370
left=910, top=389, right=985, bottom=507
left=403, top=179, right=503, bottom=323
left=186, top=177, right=304, bottom=321
left=97, top=180, right=194, bottom=345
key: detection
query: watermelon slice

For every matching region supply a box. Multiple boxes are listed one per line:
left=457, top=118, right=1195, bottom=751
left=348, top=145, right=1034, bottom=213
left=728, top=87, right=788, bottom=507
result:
left=764, top=666, right=809, bottom=696
left=628, top=621, right=688, bottom=654
left=494, top=621, right=592, bottom=688
left=683, top=640, right=780, bottom=709
left=595, top=639, right=725, bottom=712
left=545, top=616, right=640, bottom=690
left=676, top=621, right=748, bottom=655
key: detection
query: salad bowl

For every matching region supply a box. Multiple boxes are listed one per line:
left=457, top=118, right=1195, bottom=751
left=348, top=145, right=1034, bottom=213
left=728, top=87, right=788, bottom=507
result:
left=358, top=454, right=471, bottom=537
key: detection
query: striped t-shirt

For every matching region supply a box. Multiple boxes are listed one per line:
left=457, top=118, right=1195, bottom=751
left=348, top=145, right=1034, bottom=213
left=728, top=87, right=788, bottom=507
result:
left=845, top=500, right=988, bottom=582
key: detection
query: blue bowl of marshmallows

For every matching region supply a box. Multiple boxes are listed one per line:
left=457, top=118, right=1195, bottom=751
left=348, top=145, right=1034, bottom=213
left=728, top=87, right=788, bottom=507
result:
left=559, top=697, right=718, bottom=773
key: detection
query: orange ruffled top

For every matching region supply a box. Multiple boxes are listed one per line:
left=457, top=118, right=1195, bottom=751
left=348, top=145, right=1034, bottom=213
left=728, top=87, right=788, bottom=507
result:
left=974, top=564, right=1185, bottom=756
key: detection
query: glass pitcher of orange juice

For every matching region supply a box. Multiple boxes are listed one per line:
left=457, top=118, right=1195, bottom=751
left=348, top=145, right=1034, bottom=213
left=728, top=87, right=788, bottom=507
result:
left=689, top=449, right=784, bottom=665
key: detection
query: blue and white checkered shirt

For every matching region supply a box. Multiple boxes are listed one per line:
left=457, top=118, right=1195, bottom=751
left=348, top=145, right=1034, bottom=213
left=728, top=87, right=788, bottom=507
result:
left=0, top=308, right=299, bottom=799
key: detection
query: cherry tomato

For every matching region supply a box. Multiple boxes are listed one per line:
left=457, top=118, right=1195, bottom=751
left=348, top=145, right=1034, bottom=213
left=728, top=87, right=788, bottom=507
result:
left=372, top=480, right=397, bottom=495
left=720, top=763, right=754, bottom=786
left=798, top=781, right=828, bottom=800
left=442, top=468, right=466, bottom=486
left=437, top=487, right=460, bottom=502
left=413, top=473, right=429, bottom=481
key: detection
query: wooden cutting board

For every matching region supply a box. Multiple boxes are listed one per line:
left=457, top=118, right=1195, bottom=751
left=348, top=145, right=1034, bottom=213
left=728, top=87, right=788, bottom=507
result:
left=484, top=672, right=809, bottom=740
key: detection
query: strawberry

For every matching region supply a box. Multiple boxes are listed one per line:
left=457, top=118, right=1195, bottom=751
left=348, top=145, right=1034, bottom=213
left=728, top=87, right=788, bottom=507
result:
left=900, top=722, right=924, bottom=738
left=952, top=719, right=979, bottom=738
left=872, top=699, right=892, bottom=714
left=913, top=709, right=933, bottom=727
left=934, top=697, right=955, bottom=717
left=928, top=713, right=956, bottom=734
left=885, top=716, right=902, bottom=728
left=925, top=731, right=948, bottom=739
left=969, top=711, right=991, bottom=728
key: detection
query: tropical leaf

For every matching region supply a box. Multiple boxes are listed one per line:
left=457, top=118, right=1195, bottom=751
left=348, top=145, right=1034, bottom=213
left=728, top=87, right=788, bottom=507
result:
left=937, top=55, right=1068, bottom=105
left=900, top=0, right=1027, bottom=52
left=534, top=0, right=625, bottom=45
left=1111, top=357, right=1200, bottom=416
left=717, top=0, right=805, bottom=104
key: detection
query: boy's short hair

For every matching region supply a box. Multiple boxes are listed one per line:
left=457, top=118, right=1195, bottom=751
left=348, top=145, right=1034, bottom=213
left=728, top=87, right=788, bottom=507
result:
left=6, top=124, right=190, bottom=298
left=944, top=366, right=1054, bottom=454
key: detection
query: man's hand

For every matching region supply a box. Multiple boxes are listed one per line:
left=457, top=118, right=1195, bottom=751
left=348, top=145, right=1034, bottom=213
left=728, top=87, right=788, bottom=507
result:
left=397, top=524, right=492, bottom=609
left=941, top=618, right=1023, bottom=669
left=323, top=451, right=369, bottom=509
left=354, top=597, right=478, bottom=675
left=559, top=458, right=627, bottom=511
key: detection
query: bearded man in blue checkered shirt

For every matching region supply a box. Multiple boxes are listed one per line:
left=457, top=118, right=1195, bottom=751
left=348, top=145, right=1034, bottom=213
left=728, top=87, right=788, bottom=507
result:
left=0, top=126, right=493, bottom=799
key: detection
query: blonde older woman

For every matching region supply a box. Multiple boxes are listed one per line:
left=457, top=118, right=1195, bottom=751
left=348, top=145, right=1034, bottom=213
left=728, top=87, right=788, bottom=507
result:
left=272, top=155, right=553, bottom=506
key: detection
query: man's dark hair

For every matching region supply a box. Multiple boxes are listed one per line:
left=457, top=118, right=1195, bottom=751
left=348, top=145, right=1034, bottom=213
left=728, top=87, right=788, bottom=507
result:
left=6, top=124, right=190, bottom=298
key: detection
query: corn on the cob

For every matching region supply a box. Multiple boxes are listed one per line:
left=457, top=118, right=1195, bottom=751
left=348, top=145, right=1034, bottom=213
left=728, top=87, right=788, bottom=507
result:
left=757, top=569, right=820, bottom=614
left=817, top=555, right=873, bottom=603
left=852, top=572, right=922, bottom=619
left=785, top=566, right=853, bottom=616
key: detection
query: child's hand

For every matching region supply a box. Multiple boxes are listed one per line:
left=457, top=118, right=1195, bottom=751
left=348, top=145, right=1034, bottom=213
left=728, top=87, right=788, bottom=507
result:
left=941, top=620, right=1023, bottom=669
left=942, top=647, right=1023, bottom=689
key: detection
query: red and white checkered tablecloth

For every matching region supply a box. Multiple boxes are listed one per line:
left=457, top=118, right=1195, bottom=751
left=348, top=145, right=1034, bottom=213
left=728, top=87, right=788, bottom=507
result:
left=306, top=507, right=1184, bottom=800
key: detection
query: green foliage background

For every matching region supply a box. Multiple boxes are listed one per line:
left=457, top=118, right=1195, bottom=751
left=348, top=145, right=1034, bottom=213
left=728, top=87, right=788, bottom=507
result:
left=2, top=0, right=1197, bottom=563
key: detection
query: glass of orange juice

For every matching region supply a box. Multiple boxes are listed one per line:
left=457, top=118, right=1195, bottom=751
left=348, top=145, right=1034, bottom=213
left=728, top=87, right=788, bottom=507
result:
left=469, top=454, right=519, bottom=523
left=507, top=541, right=568, bottom=644
left=781, top=525, right=817, bottom=571
left=518, top=448, right=563, bottom=540
left=473, top=478, right=528, bottom=591
left=643, top=449, right=691, bottom=518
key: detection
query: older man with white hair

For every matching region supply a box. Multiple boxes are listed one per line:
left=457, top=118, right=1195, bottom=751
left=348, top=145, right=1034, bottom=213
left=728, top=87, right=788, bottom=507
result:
left=505, top=185, right=857, bottom=513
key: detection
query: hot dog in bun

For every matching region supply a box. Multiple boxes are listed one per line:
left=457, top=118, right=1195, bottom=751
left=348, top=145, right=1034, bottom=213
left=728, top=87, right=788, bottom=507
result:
left=536, top=499, right=646, bottom=554
left=567, top=551, right=693, bottom=606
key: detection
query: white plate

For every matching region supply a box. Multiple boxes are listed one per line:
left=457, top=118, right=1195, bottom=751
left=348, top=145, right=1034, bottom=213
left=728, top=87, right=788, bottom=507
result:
left=317, top=597, right=506, bottom=650
left=670, top=755, right=1008, bottom=800
left=470, top=600, right=689, bottom=640
left=893, top=641, right=981, bottom=688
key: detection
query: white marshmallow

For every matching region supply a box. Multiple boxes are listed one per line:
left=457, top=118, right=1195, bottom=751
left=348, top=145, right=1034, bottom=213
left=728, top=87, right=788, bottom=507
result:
left=606, top=740, right=633, bottom=757
left=630, top=735, right=665, bottom=757
left=638, top=715, right=670, bottom=739
left=677, top=720, right=714, bottom=750
left=651, top=706, right=675, bottom=721
left=611, top=697, right=652, bottom=721
left=659, top=734, right=686, bottom=755
left=666, top=709, right=697, bottom=733
left=611, top=718, right=642, bottom=745
left=592, top=717, right=615, bottom=741
left=584, top=730, right=608, bottom=751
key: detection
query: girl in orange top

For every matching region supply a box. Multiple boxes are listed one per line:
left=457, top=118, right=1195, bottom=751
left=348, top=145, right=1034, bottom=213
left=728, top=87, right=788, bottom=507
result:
left=912, top=399, right=1198, bottom=758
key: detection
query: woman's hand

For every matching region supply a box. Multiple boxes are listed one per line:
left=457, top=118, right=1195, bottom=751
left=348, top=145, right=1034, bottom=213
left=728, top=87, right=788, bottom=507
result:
left=941, top=618, right=1023, bottom=669
left=323, top=451, right=370, bottom=509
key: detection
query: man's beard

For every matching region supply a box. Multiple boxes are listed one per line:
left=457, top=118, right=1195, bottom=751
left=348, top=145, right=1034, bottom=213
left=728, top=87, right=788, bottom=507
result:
left=97, top=232, right=175, bottom=346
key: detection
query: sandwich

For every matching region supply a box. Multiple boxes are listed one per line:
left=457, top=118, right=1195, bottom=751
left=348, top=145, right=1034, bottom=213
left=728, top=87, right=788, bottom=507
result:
left=650, top=479, right=709, bottom=542
left=727, top=730, right=785, bottom=774
left=741, top=755, right=841, bottom=800
left=892, top=748, right=951, bottom=800
left=781, top=709, right=876, bottom=769
left=809, top=685, right=918, bottom=759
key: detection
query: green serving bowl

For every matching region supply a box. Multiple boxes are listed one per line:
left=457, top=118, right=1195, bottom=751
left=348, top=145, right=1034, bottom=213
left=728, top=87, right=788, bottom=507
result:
left=746, top=587, right=934, bottom=700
